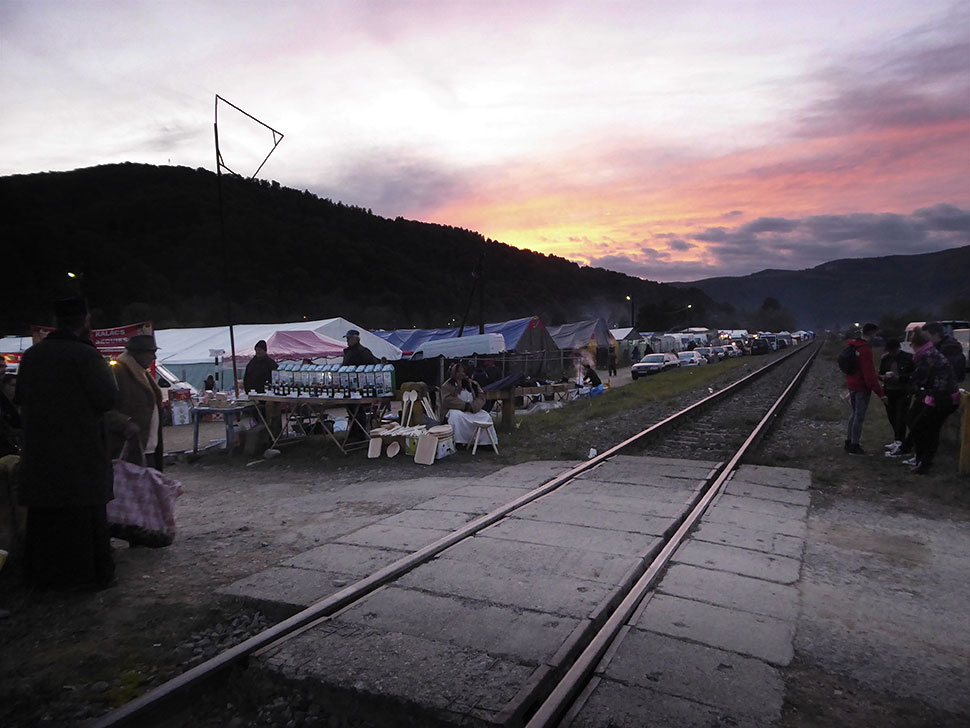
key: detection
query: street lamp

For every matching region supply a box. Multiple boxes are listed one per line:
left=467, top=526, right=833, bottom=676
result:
left=625, top=295, right=635, bottom=328
left=66, top=271, right=84, bottom=295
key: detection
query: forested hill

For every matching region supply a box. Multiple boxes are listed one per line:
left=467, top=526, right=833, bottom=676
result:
left=1, top=163, right=711, bottom=335
left=670, top=245, right=970, bottom=330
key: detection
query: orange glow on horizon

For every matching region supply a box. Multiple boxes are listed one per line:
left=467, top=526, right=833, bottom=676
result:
left=421, top=117, right=969, bottom=273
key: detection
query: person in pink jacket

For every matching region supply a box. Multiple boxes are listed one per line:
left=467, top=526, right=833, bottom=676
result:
left=844, top=323, right=888, bottom=456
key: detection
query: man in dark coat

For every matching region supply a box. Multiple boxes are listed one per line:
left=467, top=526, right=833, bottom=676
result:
left=341, top=330, right=378, bottom=443
left=16, top=298, right=118, bottom=590
left=243, top=339, right=278, bottom=393
left=923, top=321, right=966, bottom=382
left=342, top=329, right=378, bottom=366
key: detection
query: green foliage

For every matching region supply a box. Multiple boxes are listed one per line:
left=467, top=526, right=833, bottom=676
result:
left=0, top=163, right=717, bottom=335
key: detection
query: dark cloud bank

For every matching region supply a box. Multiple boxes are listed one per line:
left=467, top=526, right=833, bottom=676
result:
left=589, top=204, right=970, bottom=282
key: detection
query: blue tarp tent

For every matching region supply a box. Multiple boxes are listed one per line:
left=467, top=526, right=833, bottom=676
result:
left=374, top=316, right=559, bottom=358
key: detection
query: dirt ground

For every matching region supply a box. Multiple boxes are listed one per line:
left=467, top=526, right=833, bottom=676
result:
left=1, top=344, right=967, bottom=727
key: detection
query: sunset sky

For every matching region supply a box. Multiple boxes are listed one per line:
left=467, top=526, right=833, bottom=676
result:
left=2, top=0, right=967, bottom=281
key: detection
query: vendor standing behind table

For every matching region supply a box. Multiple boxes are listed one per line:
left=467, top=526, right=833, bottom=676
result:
left=243, top=339, right=278, bottom=394
left=16, top=297, right=118, bottom=591
left=342, top=330, right=378, bottom=443
left=105, top=335, right=164, bottom=471
left=440, top=362, right=496, bottom=447
left=342, top=329, right=378, bottom=366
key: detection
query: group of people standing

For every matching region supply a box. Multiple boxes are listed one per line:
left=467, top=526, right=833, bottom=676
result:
left=845, top=321, right=965, bottom=474
left=9, top=298, right=168, bottom=591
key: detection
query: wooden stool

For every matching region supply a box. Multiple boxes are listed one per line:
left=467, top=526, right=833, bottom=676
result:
left=471, top=421, right=499, bottom=455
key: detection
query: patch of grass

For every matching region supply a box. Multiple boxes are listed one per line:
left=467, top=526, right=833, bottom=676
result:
left=801, top=396, right=846, bottom=422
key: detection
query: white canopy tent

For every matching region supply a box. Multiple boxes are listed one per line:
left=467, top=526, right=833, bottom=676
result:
left=154, top=318, right=403, bottom=391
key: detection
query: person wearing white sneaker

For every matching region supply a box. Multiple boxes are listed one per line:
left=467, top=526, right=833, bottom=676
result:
left=878, top=338, right=913, bottom=446
left=843, top=324, right=888, bottom=456
left=907, top=328, right=960, bottom=475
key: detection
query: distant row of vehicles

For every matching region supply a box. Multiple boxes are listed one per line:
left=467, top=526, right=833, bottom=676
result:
left=629, top=335, right=795, bottom=380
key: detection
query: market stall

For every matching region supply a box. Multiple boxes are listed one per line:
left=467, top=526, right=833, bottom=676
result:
left=249, top=392, right=392, bottom=455
left=248, top=361, right=397, bottom=455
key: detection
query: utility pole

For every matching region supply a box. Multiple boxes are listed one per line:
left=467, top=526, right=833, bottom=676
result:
left=213, top=94, right=284, bottom=396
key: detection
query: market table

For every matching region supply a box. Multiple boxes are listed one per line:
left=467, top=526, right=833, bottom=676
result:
left=249, top=394, right=393, bottom=455
left=485, top=382, right=580, bottom=426
left=189, top=402, right=257, bottom=455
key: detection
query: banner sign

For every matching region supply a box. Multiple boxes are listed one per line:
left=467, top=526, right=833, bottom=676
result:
left=91, top=322, right=153, bottom=355
left=29, top=322, right=153, bottom=355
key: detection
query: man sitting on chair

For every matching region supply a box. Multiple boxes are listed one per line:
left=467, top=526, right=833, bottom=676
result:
left=440, top=362, right=497, bottom=447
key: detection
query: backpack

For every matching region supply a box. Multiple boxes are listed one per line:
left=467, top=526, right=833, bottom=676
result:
left=837, top=344, right=858, bottom=375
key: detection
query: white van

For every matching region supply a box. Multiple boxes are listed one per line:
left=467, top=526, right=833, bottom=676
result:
left=901, top=320, right=970, bottom=354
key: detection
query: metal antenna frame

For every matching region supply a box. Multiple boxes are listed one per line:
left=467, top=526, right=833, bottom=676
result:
left=213, top=94, right=284, bottom=396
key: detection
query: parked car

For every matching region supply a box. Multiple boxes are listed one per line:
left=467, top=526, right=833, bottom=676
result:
left=631, top=352, right=680, bottom=378
left=750, top=339, right=771, bottom=355
left=711, top=346, right=728, bottom=360
left=723, top=343, right=742, bottom=357
left=693, top=346, right=718, bottom=363
left=677, top=351, right=708, bottom=367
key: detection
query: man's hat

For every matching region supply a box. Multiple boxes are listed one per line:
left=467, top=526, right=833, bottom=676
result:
left=345, top=329, right=360, bottom=338
left=125, top=334, right=158, bottom=352
left=53, top=297, right=88, bottom=318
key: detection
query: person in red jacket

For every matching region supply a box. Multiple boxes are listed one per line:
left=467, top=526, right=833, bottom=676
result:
left=844, top=323, right=888, bottom=455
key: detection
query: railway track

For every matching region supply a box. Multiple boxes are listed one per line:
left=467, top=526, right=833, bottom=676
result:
left=93, top=342, right=819, bottom=728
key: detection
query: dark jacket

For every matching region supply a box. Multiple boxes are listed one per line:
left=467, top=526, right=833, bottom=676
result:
left=15, top=329, right=117, bottom=507
left=912, top=342, right=958, bottom=408
left=0, top=391, right=21, bottom=456
left=844, top=338, right=885, bottom=397
left=105, top=352, right=164, bottom=469
left=243, top=354, right=278, bottom=393
left=584, top=366, right=602, bottom=387
left=878, top=350, right=914, bottom=392
left=342, top=343, right=378, bottom=366
left=936, top=335, right=966, bottom=382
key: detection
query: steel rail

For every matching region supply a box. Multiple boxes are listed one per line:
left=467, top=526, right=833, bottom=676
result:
left=526, top=343, right=820, bottom=728
left=92, top=343, right=817, bottom=728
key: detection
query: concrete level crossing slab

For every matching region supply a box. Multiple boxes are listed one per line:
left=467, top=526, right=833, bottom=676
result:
left=436, top=535, right=642, bottom=587
left=589, top=629, right=784, bottom=726
left=565, top=678, right=764, bottom=728
left=538, top=489, right=693, bottom=518
left=368, top=508, right=480, bottom=531
left=335, top=585, right=582, bottom=665
left=482, top=517, right=665, bottom=555
left=575, top=455, right=719, bottom=487
left=658, top=562, right=801, bottom=621
left=566, top=478, right=702, bottom=505
left=702, top=499, right=808, bottom=539
left=333, top=523, right=453, bottom=551
left=633, top=593, right=795, bottom=666
left=715, top=491, right=809, bottom=520
left=724, top=477, right=811, bottom=506
left=727, top=463, right=811, bottom=490
left=260, top=621, right=536, bottom=726
left=410, top=492, right=511, bottom=514
left=672, top=539, right=803, bottom=583
left=691, top=520, right=805, bottom=559
left=509, top=498, right=682, bottom=536
left=218, top=566, right=353, bottom=617
left=395, top=556, right=613, bottom=618
left=567, top=463, right=812, bottom=727
left=243, top=460, right=811, bottom=727
left=281, top=541, right=410, bottom=575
